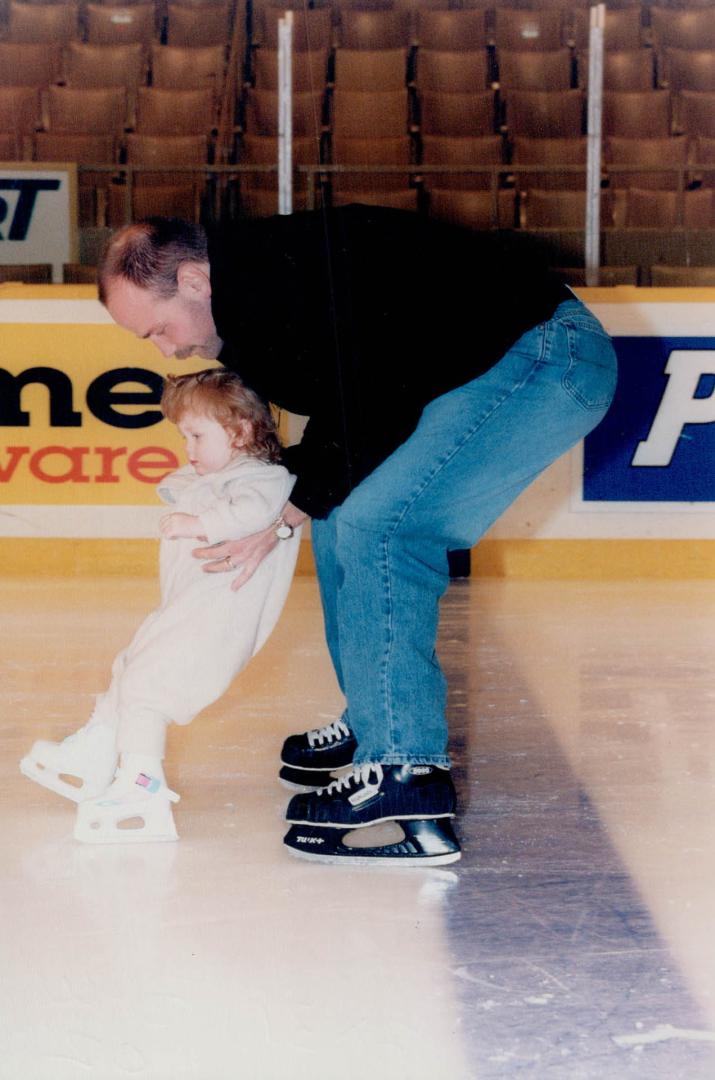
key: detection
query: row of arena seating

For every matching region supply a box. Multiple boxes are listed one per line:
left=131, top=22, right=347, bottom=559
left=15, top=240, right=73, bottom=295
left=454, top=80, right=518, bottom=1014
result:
left=0, top=0, right=239, bottom=46
left=246, top=44, right=715, bottom=92
left=2, top=3, right=714, bottom=51
left=239, top=85, right=715, bottom=138
left=236, top=170, right=715, bottom=224
left=249, top=6, right=715, bottom=51
left=2, top=0, right=715, bottom=255
left=7, top=40, right=715, bottom=95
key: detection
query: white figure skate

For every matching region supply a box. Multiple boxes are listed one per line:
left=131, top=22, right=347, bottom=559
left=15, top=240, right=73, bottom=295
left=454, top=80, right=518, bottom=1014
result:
left=74, top=768, right=180, bottom=844
left=20, top=723, right=118, bottom=803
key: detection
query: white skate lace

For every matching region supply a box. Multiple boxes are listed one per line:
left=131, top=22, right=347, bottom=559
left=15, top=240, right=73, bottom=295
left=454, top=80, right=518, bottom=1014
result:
left=307, top=718, right=351, bottom=749
left=319, top=763, right=384, bottom=796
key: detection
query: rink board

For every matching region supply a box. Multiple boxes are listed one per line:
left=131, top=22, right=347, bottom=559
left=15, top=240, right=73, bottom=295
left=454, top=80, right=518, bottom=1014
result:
left=0, top=284, right=713, bottom=576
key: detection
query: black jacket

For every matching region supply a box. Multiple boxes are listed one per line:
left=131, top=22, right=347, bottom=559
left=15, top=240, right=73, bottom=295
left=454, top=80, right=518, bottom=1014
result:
left=209, top=204, right=570, bottom=518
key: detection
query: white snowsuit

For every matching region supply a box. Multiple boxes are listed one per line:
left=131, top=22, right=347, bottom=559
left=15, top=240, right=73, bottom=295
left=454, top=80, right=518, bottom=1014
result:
left=90, top=454, right=300, bottom=758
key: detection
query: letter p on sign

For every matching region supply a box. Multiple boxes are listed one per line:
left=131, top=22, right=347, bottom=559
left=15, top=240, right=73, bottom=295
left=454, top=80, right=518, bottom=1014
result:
left=632, top=350, right=715, bottom=467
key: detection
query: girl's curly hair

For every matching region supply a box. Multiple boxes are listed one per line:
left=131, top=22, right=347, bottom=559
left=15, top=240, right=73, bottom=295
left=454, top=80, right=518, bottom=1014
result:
left=161, top=369, right=282, bottom=464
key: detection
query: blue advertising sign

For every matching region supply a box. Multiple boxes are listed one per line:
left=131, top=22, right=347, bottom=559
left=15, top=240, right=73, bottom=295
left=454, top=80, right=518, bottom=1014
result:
left=583, top=336, right=715, bottom=503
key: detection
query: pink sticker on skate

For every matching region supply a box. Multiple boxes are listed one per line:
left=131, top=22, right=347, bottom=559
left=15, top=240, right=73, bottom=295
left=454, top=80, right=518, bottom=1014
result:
left=136, top=773, right=161, bottom=794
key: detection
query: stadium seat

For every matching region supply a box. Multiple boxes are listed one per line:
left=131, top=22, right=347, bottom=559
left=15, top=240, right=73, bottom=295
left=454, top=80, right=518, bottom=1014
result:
left=62, top=42, right=146, bottom=91
left=650, top=7, right=715, bottom=52
left=659, top=49, right=715, bottom=94
left=418, top=91, right=496, bottom=137
left=578, top=49, right=655, bottom=92
left=237, top=133, right=321, bottom=192
left=46, top=86, right=128, bottom=135
left=134, top=87, right=216, bottom=135
left=605, top=135, right=689, bottom=190
left=0, top=43, right=62, bottom=88
left=420, top=134, right=504, bottom=191
left=0, top=132, right=20, bottom=159
left=109, top=132, right=209, bottom=225
left=63, top=264, right=99, bottom=283
left=602, top=91, right=672, bottom=139
left=331, top=90, right=410, bottom=138
left=556, top=266, right=639, bottom=287
left=253, top=8, right=332, bottom=51
left=692, top=135, right=715, bottom=187
left=623, top=188, right=713, bottom=227
left=251, top=49, right=329, bottom=92
left=414, top=11, right=488, bottom=52
left=523, top=189, right=614, bottom=227
left=502, top=89, right=584, bottom=138
left=649, top=265, right=715, bottom=286
left=331, top=189, right=419, bottom=210
left=85, top=4, right=156, bottom=46
left=150, top=45, right=226, bottom=95
left=511, top=135, right=587, bottom=190
left=33, top=131, right=116, bottom=226
left=572, top=8, right=644, bottom=52
left=494, top=9, right=565, bottom=52
left=7, top=1, right=78, bottom=44
left=0, top=87, right=42, bottom=153
left=166, top=2, right=232, bottom=47
left=677, top=91, right=715, bottom=139
left=0, top=264, right=53, bottom=283
left=333, top=48, right=408, bottom=91
left=426, top=188, right=517, bottom=229
left=414, top=50, right=490, bottom=94
left=329, top=134, right=413, bottom=193
left=243, top=89, right=326, bottom=138
left=496, top=49, right=573, bottom=92
left=336, top=11, right=412, bottom=50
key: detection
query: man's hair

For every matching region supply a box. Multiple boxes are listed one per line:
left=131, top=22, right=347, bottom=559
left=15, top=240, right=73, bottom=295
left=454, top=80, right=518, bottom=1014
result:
left=161, top=369, right=282, bottom=465
left=97, top=217, right=209, bottom=304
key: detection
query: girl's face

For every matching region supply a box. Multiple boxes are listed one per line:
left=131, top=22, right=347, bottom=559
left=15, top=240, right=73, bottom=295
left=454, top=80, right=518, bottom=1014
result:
left=177, top=411, right=243, bottom=475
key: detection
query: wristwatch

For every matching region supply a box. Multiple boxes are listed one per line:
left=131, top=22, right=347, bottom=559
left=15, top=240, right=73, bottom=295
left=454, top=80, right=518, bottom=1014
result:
left=274, top=515, right=295, bottom=540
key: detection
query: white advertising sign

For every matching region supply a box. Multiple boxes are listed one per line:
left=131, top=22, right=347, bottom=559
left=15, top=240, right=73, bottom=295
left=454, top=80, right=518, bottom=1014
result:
left=0, top=164, right=78, bottom=283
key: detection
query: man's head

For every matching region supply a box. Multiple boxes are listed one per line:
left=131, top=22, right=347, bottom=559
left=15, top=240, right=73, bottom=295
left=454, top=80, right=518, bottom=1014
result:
left=98, top=218, right=223, bottom=360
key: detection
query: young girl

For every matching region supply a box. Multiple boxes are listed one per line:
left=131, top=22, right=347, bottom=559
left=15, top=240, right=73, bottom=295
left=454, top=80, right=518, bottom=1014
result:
left=20, top=369, right=300, bottom=843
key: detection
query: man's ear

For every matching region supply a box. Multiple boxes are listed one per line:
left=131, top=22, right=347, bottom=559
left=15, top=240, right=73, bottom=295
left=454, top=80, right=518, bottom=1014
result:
left=176, top=261, right=212, bottom=301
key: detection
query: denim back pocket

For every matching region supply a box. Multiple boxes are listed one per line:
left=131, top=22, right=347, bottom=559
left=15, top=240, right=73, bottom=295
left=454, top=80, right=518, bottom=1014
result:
left=562, top=321, right=618, bottom=411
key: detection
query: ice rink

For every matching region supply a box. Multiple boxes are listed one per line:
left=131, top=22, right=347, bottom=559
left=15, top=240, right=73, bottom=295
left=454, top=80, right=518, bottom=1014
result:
left=3, top=572, right=715, bottom=1079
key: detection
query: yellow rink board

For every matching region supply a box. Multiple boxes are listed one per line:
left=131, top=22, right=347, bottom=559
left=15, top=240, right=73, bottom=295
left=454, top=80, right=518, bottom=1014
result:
left=0, top=537, right=712, bottom=579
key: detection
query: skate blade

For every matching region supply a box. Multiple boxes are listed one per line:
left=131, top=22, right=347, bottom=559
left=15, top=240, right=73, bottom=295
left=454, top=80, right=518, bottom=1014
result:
left=283, top=819, right=461, bottom=867
left=278, top=764, right=349, bottom=792
left=74, top=803, right=179, bottom=845
left=20, top=756, right=102, bottom=804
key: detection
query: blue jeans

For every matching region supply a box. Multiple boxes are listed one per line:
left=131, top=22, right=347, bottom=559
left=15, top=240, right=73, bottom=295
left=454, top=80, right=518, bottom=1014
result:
left=311, top=299, right=618, bottom=767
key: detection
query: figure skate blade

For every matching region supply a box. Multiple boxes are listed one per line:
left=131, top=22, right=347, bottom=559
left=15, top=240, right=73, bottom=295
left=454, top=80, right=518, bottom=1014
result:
left=74, top=793, right=180, bottom=844
left=283, top=818, right=461, bottom=867
left=20, top=754, right=109, bottom=804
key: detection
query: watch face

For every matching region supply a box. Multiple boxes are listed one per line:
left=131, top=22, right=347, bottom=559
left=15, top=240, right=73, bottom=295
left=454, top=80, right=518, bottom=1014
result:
left=276, top=523, right=293, bottom=539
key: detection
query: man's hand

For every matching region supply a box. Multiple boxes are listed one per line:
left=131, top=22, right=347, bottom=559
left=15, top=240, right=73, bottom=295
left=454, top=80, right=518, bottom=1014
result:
left=160, top=512, right=207, bottom=540
left=192, top=501, right=307, bottom=592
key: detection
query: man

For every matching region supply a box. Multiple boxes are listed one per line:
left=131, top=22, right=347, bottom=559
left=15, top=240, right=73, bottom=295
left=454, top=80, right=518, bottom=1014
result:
left=99, top=206, right=617, bottom=865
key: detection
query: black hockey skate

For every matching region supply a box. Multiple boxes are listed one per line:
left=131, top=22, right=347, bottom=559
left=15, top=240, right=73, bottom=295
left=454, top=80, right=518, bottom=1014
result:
left=279, top=717, right=357, bottom=791
left=283, top=763, right=461, bottom=866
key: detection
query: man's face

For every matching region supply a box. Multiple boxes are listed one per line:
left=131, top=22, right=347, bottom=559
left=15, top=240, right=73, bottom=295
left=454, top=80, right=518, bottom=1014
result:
left=104, top=267, right=222, bottom=361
